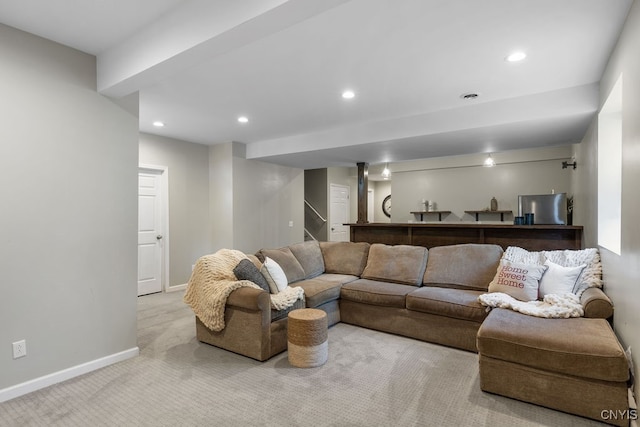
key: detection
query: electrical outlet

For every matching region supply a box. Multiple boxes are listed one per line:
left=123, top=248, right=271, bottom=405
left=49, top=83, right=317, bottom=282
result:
left=12, top=340, right=26, bottom=359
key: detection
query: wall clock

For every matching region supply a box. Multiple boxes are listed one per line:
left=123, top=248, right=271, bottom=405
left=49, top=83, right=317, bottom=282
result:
left=382, top=195, right=391, bottom=218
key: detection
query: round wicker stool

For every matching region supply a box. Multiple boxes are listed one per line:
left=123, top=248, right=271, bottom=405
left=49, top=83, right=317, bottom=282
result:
left=287, top=308, right=328, bottom=368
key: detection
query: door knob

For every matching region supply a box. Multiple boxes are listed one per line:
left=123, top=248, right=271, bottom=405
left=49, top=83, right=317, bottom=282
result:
left=156, top=235, right=163, bottom=240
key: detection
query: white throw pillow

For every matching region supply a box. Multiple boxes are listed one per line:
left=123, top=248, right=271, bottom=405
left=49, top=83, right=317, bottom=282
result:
left=538, top=260, right=586, bottom=298
left=488, top=260, right=548, bottom=302
left=260, top=257, right=288, bottom=294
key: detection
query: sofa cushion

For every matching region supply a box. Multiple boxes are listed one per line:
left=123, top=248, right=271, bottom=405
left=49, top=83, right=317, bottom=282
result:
left=320, top=241, right=370, bottom=276
left=233, top=259, right=270, bottom=292
left=477, top=308, right=629, bottom=382
left=256, top=247, right=306, bottom=284
left=423, top=244, right=503, bottom=291
left=406, top=287, right=488, bottom=323
left=289, top=240, right=325, bottom=279
left=292, top=274, right=357, bottom=308
left=341, top=279, right=416, bottom=308
left=361, top=244, right=428, bottom=286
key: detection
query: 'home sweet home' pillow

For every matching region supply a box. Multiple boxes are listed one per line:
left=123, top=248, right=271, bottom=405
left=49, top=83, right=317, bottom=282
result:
left=488, top=260, right=548, bottom=301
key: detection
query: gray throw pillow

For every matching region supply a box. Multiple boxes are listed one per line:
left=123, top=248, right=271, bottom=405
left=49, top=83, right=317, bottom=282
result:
left=233, top=259, right=270, bottom=292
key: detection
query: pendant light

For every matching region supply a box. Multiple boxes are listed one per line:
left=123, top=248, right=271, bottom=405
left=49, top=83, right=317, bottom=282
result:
left=483, top=154, right=496, bottom=167
left=381, top=163, right=391, bottom=179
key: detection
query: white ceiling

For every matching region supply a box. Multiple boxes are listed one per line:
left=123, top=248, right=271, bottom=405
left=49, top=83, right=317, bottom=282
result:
left=0, top=0, right=633, bottom=169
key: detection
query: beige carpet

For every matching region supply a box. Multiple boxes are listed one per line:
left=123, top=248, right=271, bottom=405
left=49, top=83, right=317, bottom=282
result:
left=0, top=291, right=607, bottom=426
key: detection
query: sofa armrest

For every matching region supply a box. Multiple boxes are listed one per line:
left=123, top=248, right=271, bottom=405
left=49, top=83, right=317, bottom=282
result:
left=226, top=287, right=271, bottom=312
left=581, top=287, right=614, bottom=319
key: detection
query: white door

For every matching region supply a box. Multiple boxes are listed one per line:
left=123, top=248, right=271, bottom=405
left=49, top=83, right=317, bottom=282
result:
left=138, top=170, right=164, bottom=296
left=329, top=184, right=350, bottom=242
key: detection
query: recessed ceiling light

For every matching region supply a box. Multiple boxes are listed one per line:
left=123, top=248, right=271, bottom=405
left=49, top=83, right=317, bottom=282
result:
left=237, top=116, right=249, bottom=124
left=153, top=121, right=165, bottom=127
left=342, top=90, right=355, bottom=99
left=460, top=93, right=479, bottom=100
left=506, top=51, right=526, bottom=62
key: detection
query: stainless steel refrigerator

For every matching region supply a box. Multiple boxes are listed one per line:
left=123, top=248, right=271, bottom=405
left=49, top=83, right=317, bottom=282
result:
left=517, top=193, right=567, bottom=225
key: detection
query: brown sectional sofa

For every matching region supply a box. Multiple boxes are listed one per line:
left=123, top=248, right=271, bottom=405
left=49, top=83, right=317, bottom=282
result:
left=191, top=241, right=631, bottom=426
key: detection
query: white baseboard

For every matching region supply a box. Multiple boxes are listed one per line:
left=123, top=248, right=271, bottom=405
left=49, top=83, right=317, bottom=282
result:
left=0, top=347, right=139, bottom=403
left=167, top=283, right=187, bottom=292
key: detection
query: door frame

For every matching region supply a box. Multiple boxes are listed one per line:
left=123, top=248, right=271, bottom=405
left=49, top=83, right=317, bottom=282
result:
left=139, top=164, right=170, bottom=292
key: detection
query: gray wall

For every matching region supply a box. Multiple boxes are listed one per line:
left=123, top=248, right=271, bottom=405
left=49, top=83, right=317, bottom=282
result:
left=232, top=147, right=304, bottom=253
left=319, top=149, right=571, bottom=226
left=209, top=142, right=304, bottom=254
left=388, top=146, right=572, bottom=223
left=209, top=143, right=235, bottom=250
left=572, top=0, right=640, bottom=394
left=333, top=147, right=572, bottom=225
left=0, top=24, right=139, bottom=390
left=572, top=121, right=598, bottom=246
left=373, top=180, right=392, bottom=223
left=137, top=138, right=303, bottom=280
left=139, top=133, right=211, bottom=287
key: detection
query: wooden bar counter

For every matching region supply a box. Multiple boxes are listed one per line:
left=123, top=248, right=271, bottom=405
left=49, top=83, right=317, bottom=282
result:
left=348, top=222, right=583, bottom=251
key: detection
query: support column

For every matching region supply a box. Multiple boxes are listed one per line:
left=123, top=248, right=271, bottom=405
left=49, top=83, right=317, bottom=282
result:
left=357, top=162, right=369, bottom=224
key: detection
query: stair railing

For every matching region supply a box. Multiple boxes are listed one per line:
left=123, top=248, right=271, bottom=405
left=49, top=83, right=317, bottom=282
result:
left=304, top=200, right=327, bottom=223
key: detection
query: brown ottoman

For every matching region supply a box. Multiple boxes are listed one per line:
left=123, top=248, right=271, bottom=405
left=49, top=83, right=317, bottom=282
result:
left=477, top=308, right=630, bottom=426
left=288, top=308, right=328, bottom=368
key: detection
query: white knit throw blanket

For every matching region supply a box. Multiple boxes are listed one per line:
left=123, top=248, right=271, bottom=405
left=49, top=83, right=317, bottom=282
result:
left=478, top=292, right=584, bottom=318
left=477, top=246, right=603, bottom=318
left=183, top=249, right=304, bottom=332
